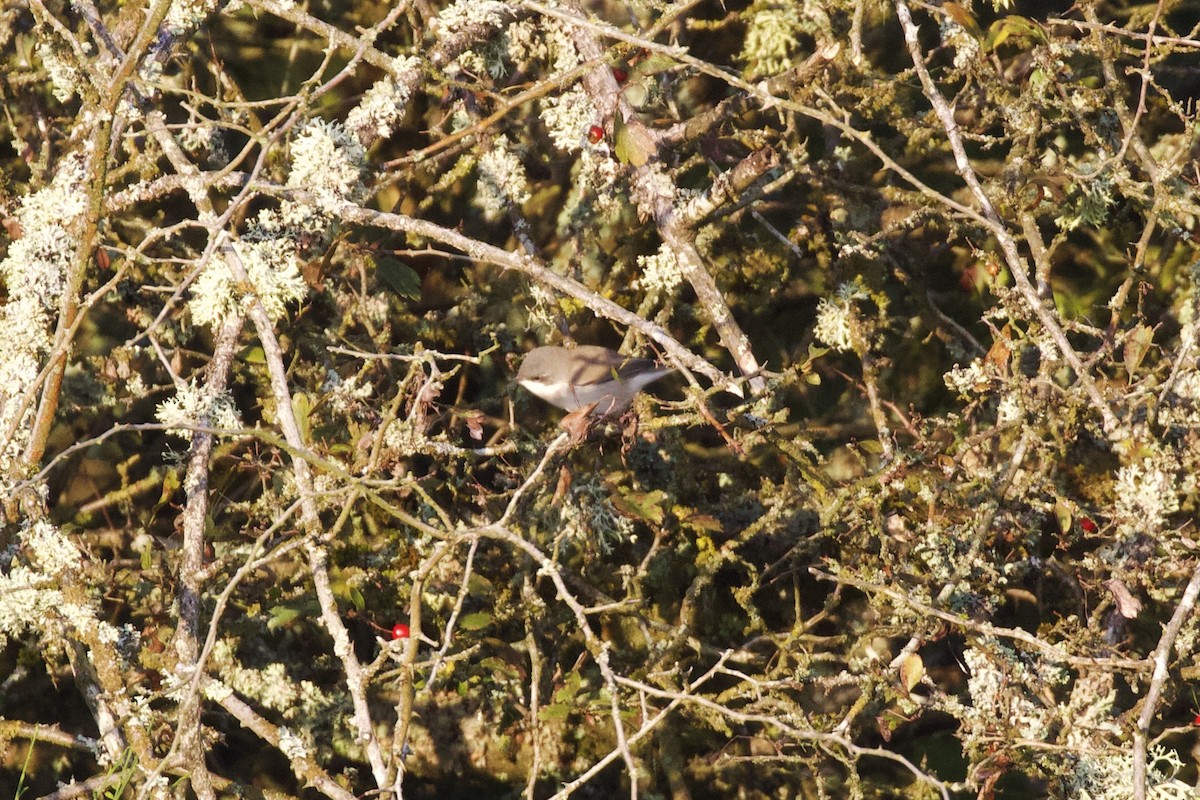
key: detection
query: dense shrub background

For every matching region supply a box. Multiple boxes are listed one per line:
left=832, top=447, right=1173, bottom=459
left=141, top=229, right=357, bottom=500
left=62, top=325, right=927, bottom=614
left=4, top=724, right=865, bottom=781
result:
left=3, top=0, right=1200, bottom=797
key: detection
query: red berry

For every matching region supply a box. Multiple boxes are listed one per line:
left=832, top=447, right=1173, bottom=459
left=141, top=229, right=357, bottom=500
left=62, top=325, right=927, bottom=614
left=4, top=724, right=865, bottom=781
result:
left=1079, top=517, right=1098, bottom=533
left=1193, top=713, right=1200, bottom=726
left=391, top=623, right=410, bottom=640
left=612, top=67, right=628, bottom=83
left=587, top=125, right=604, bottom=144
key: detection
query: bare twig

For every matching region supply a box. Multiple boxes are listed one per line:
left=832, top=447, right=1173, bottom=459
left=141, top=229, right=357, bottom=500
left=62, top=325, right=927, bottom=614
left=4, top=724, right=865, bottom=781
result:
left=813, top=567, right=1149, bottom=671
left=893, top=0, right=1120, bottom=436
left=328, top=200, right=741, bottom=396
left=1131, top=561, right=1200, bottom=799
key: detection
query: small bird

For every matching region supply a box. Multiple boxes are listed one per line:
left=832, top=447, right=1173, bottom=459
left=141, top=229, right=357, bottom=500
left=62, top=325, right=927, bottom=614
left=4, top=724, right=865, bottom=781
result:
left=516, top=345, right=675, bottom=418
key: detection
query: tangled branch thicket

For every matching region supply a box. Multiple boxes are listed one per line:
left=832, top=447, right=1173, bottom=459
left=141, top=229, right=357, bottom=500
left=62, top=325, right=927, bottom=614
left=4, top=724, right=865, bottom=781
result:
left=3, top=0, right=1200, bottom=796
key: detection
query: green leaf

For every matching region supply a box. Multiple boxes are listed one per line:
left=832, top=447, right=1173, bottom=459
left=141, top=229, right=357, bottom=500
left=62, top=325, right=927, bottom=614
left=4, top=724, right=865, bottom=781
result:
left=900, top=653, right=925, bottom=692
left=267, top=604, right=303, bottom=630
left=621, top=80, right=649, bottom=109
left=943, top=3, right=983, bottom=40
left=985, top=16, right=1047, bottom=52
left=152, top=469, right=181, bottom=517
left=539, top=703, right=571, bottom=722
left=1054, top=498, right=1072, bottom=533
left=348, top=585, right=365, bottom=612
left=241, top=345, right=266, bottom=364
left=554, top=671, right=582, bottom=703
left=459, top=611, right=492, bottom=631
left=611, top=489, right=667, bottom=524
left=613, top=113, right=655, bottom=167
left=1123, top=324, right=1154, bottom=379
left=467, top=573, right=495, bottom=598
left=681, top=512, right=723, bottom=533
left=631, top=53, right=676, bottom=77
left=375, top=256, right=422, bottom=300
left=291, top=392, right=311, bottom=443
